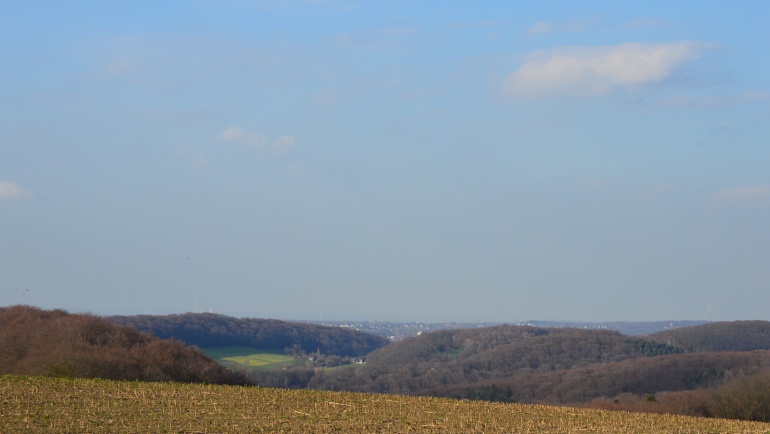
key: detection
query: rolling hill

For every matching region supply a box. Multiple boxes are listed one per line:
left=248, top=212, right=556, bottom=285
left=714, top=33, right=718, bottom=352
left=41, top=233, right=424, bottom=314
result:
left=107, top=312, right=389, bottom=357
left=0, top=305, right=246, bottom=385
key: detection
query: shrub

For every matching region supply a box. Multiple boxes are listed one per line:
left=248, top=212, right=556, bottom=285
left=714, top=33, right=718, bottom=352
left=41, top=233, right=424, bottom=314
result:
left=708, top=369, right=770, bottom=422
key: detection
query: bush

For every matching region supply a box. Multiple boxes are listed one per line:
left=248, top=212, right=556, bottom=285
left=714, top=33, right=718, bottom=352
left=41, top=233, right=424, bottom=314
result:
left=708, top=370, right=770, bottom=422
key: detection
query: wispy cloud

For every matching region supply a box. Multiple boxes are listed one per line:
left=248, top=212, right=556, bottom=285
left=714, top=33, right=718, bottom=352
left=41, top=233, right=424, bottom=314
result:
left=103, top=57, right=144, bottom=75
left=0, top=181, right=30, bottom=200
left=526, top=21, right=556, bottom=36
left=527, top=17, right=663, bottom=36
left=447, top=20, right=498, bottom=31
left=526, top=18, right=599, bottom=36
left=713, top=185, right=770, bottom=204
left=504, top=41, right=708, bottom=99
left=657, top=90, right=769, bottom=109
left=272, top=135, right=296, bottom=155
left=334, top=26, right=422, bottom=51
left=313, top=88, right=339, bottom=108
left=624, top=18, right=664, bottom=31
left=144, top=106, right=228, bottom=125
left=221, top=126, right=268, bottom=149
left=220, top=126, right=296, bottom=155
left=176, top=145, right=210, bottom=170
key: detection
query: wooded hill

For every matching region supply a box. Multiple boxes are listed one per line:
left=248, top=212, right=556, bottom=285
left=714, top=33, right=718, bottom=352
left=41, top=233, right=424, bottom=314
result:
left=249, top=321, right=770, bottom=420
left=430, top=350, right=770, bottom=404
left=254, top=326, right=683, bottom=393
left=107, top=312, right=389, bottom=357
left=0, top=306, right=246, bottom=385
left=649, top=320, right=770, bottom=352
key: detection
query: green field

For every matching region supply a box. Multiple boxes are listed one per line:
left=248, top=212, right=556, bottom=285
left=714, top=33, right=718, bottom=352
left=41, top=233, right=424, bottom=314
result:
left=3, top=375, right=770, bottom=433
left=202, top=346, right=294, bottom=370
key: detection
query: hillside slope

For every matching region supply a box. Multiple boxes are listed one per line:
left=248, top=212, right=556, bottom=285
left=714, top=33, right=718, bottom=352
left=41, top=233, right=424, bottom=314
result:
left=107, top=312, right=389, bottom=357
left=0, top=305, right=246, bottom=384
left=252, top=325, right=683, bottom=394
left=430, top=350, right=770, bottom=404
left=5, top=375, right=770, bottom=432
left=366, top=325, right=682, bottom=368
left=650, top=321, right=770, bottom=352
left=253, top=321, right=770, bottom=407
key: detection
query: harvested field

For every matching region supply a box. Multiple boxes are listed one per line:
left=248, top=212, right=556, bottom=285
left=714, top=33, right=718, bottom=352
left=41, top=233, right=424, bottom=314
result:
left=2, top=375, right=770, bottom=433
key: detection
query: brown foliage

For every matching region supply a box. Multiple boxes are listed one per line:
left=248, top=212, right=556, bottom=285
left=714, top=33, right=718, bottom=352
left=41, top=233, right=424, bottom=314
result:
left=585, top=370, right=770, bottom=422
left=0, top=305, right=247, bottom=385
left=427, top=350, right=770, bottom=405
left=587, top=390, right=713, bottom=418
left=708, top=369, right=770, bottom=422
left=651, top=321, right=770, bottom=352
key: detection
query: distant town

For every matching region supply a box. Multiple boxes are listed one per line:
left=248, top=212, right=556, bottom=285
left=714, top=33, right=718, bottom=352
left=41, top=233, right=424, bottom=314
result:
left=297, top=319, right=710, bottom=341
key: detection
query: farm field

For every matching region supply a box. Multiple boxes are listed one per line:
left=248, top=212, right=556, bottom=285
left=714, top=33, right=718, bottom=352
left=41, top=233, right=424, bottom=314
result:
left=202, top=346, right=294, bottom=370
left=3, top=375, right=770, bottom=433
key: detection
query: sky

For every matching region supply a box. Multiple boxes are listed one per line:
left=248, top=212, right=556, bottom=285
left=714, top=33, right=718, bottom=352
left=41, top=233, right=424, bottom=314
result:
left=1, top=1, right=769, bottom=322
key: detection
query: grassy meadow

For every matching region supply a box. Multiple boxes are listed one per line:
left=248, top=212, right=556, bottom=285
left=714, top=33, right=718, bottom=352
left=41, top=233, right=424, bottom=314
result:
left=202, top=346, right=295, bottom=370
left=3, top=375, right=770, bottom=433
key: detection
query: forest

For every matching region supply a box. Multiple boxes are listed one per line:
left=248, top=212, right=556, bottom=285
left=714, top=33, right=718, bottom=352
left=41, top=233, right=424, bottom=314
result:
left=107, top=312, right=389, bottom=357
left=244, top=321, right=770, bottom=421
left=0, top=305, right=247, bottom=385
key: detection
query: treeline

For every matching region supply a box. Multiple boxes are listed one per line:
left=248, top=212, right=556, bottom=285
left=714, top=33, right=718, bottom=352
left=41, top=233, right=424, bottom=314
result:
left=107, top=313, right=388, bottom=357
left=365, top=325, right=683, bottom=369
left=429, top=350, right=770, bottom=404
left=0, top=306, right=247, bottom=385
left=584, top=369, right=770, bottom=422
left=650, top=321, right=770, bottom=352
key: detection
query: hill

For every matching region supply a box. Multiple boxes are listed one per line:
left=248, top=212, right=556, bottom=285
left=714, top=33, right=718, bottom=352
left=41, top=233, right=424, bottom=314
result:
left=300, top=319, right=709, bottom=341
left=365, top=325, right=683, bottom=368
left=4, top=375, right=770, bottom=433
left=430, top=350, right=770, bottom=404
left=249, top=320, right=770, bottom=419
left=650, top=321, right=770, bottom=352
left=254, top=325, right=683, bottom=394
left=107, top=312, right=389, bottom=357
left=0, top=305, right=246, bottom=385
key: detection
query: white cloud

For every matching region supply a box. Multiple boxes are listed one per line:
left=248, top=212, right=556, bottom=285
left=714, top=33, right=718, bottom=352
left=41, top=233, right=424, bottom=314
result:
left=0, top=181, right=29, bottom=200
left=504, top=41, right=707, bottom=98
left=713, top=185, right=770, bottom=204
left=220, top=127, right=296, bottom=155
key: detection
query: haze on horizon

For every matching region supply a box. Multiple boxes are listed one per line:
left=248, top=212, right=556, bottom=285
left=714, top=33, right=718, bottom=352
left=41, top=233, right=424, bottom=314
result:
left=2, top=1, right=769, bottom=323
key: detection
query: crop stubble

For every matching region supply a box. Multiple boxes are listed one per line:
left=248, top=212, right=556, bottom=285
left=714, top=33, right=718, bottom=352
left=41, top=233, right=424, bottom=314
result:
left=2, top=375, right=770, bottom=433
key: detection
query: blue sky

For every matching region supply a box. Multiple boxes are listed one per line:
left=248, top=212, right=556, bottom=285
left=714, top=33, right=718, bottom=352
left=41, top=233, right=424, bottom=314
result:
left=2, top=1, right=769, bottom=322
